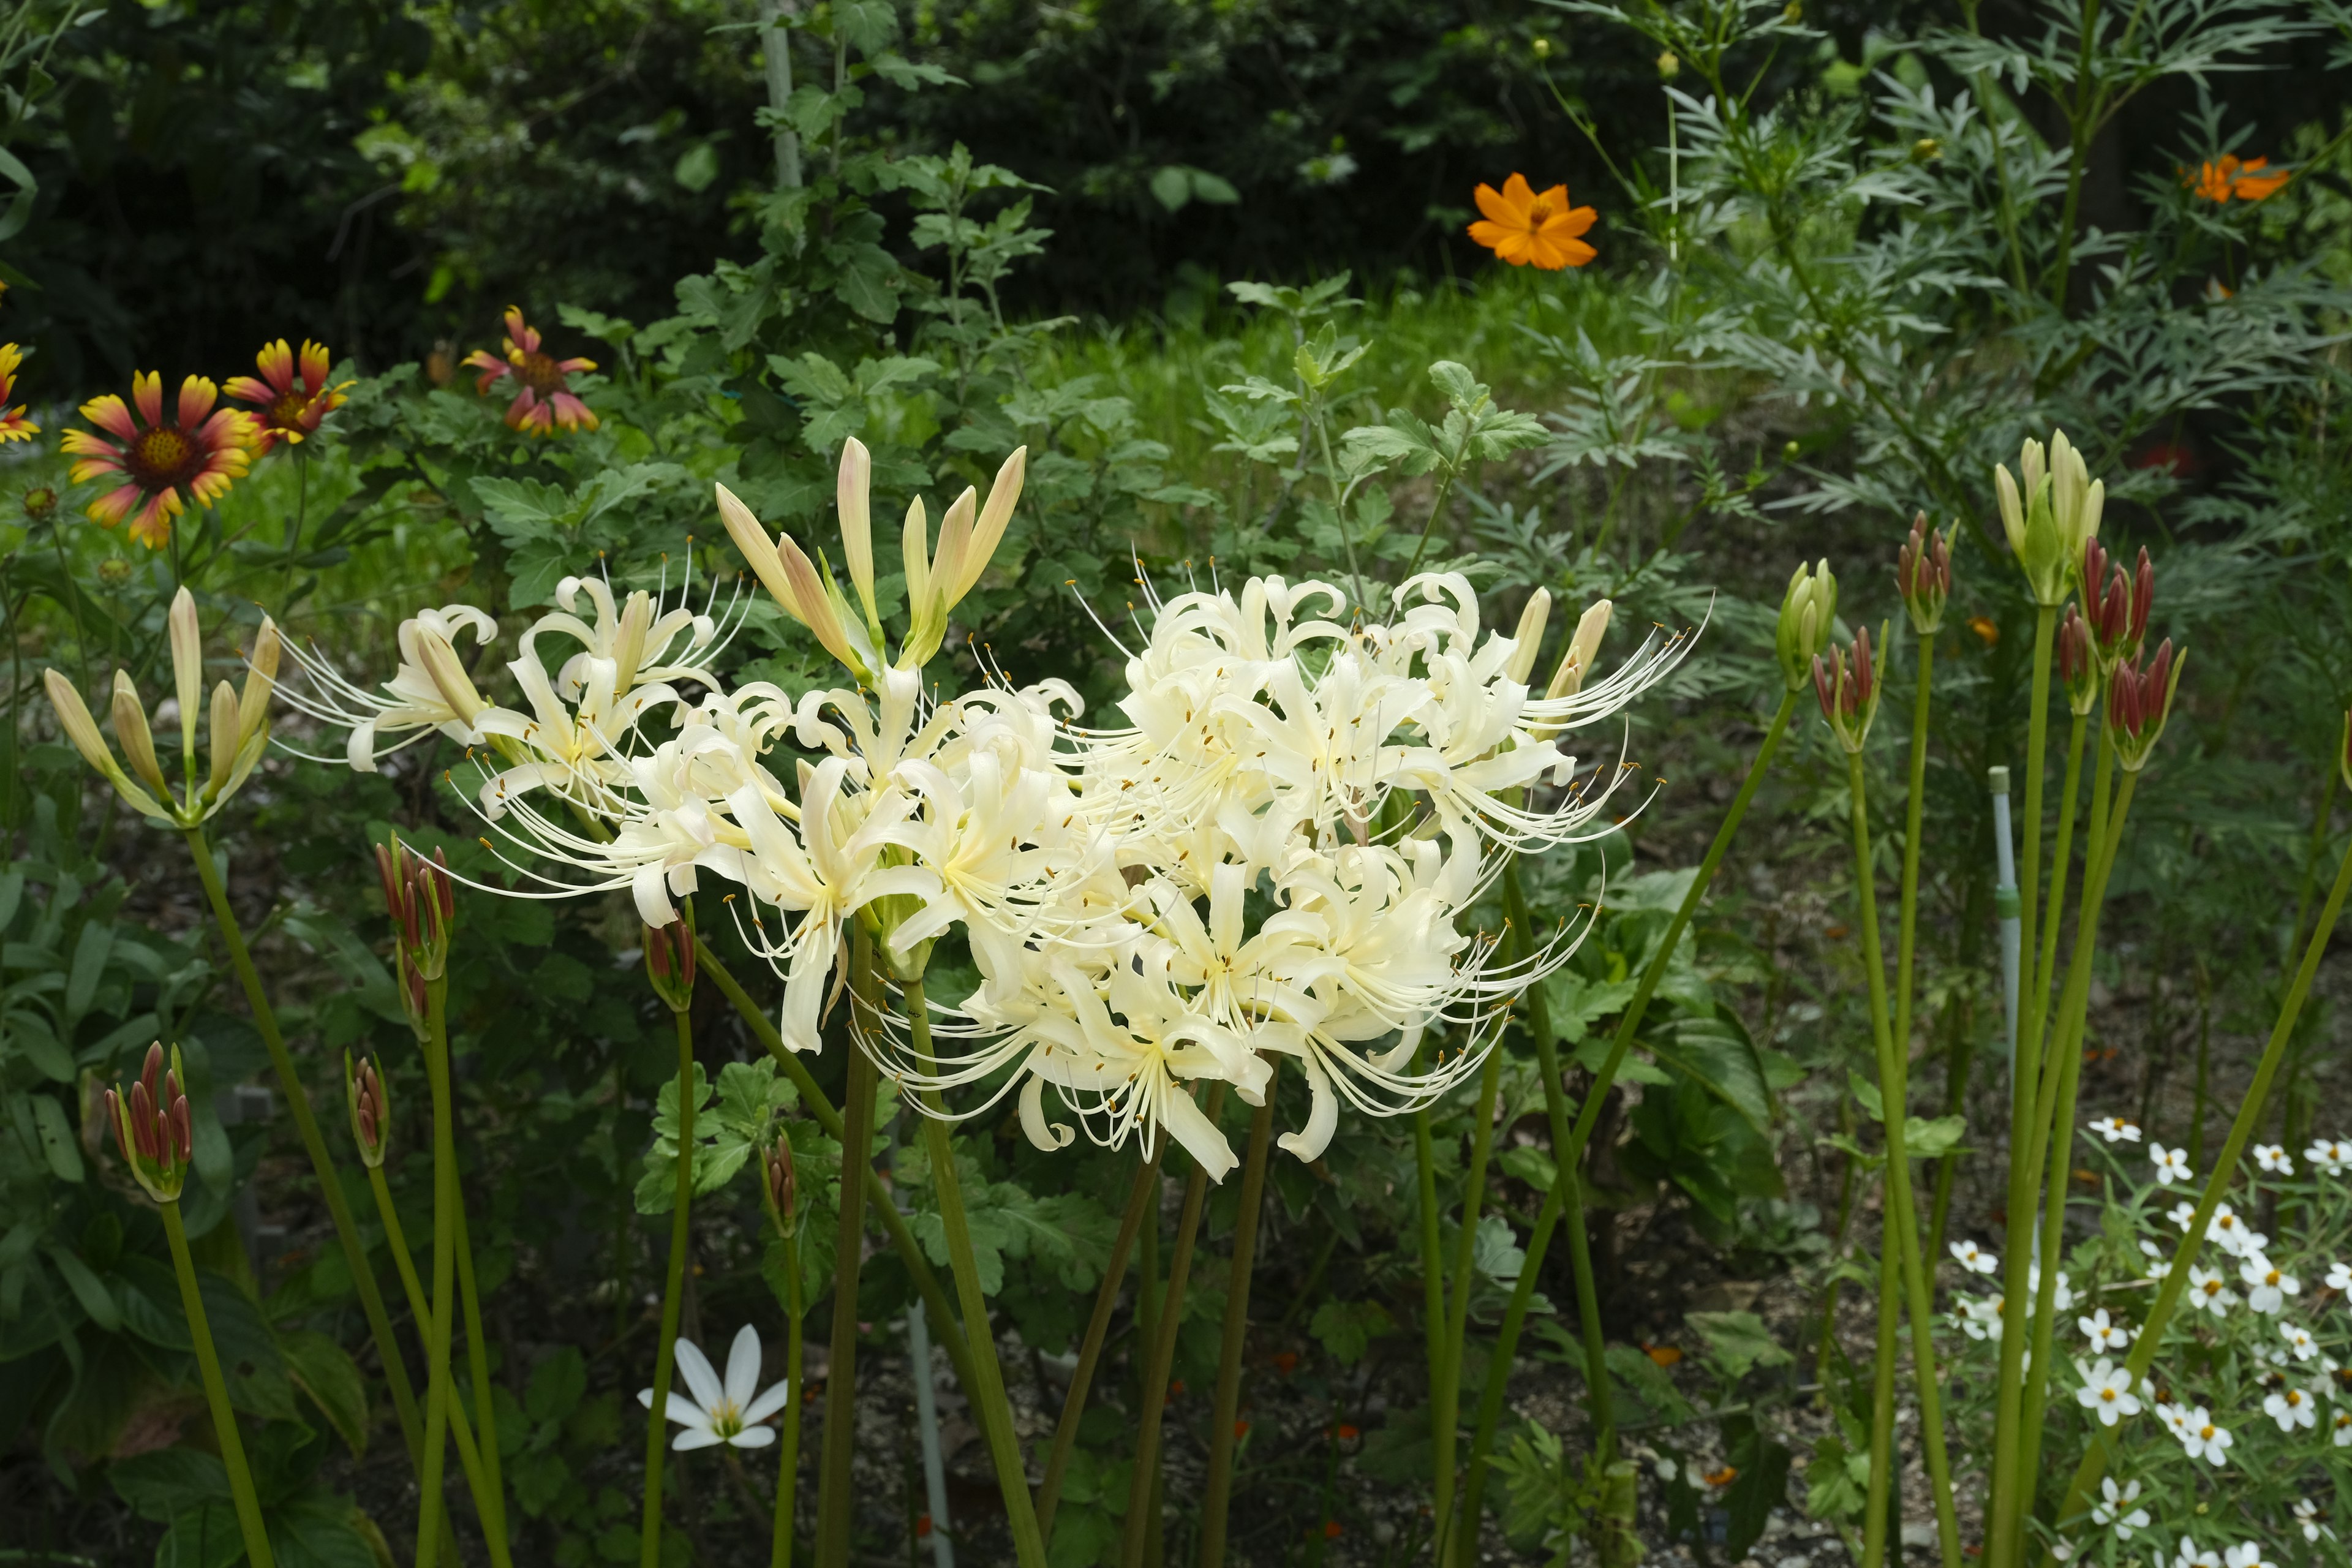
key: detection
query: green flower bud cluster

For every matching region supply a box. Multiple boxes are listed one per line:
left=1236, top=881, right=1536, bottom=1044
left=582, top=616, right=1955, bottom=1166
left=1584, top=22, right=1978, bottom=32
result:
left=1776, top=559, right=1838, bottom=692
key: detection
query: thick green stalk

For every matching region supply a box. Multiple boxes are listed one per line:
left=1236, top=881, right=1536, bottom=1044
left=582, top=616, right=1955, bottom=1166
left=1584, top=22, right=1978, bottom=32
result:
left=816, top=924, right=880, bottom=1568
left=1892, top=631, right=1937, bottom=1073
left=907, top=974, right=1047, bottom=1568
left=418, top=982, right=461, bottom=1568
left=2028, top=714, right=2089, bottom=1047
left=1844, top=750, right=1962, bottom=1568
left=450, top=1197, right=510, bottom=1559
left=1200, top=1082, right=1278, bottom=1568
left=369, top=1166, right=509, bottom=1568
left=772, top=1226, right=805, bottom=1568
left=1986, top=605, right=2058, bottom=1568
left=2012, top=753, right=2132, bottom=1550
left=640, top=1005, right=698, bottom=1568
left=182, top=827, right=426, bottom=1465
left=2043, top=821, right=2352, bottom=1558
left=1119, top=1086, right=1224, bottom=1568
left=1859, top=1234, right=1900, bottom=1568
left=695, top=936, right=976, bottom=1393
left=1413, top=1099, right=1454, bottom=1534
left=1038, top=1148, right=1161, bottom=1540
left=1457, top=691, right=1798, bottom=1544
left=162, top=1200, right=277, bottom=1568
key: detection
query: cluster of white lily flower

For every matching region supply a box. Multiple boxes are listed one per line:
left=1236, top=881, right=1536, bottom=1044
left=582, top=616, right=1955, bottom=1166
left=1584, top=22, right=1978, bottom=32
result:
left=281, top=440, right=1688, bottom=1178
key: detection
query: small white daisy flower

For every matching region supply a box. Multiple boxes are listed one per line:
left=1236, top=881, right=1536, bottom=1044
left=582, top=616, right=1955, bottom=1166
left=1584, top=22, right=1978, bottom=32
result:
left=2325, top=1259, right=2351, bottom=1292
left=2091, top=1477, right=2151, bottom=1538
left=2223, top=1544, right=2276, bottom=1568
left=2282, top=1324, right=2318, bottom=1361
left=2307, top=1138, right=2348, bottom=1175
left=2292, top=1500, right=2333, bottom=1545
left=2187, top=1264, right=2239, bottom=1316
left=2264, top=1385, right=2318, bottom=1432
left=2336, top=1409, right=2352, bottom=1447
left=1956, top=1292, right=2004, bottom=1342
left=2253, top=1143, right=2294, bottom=1175
left=2030, top=1265, right=2074, bottom=1313
left=2075, top=1357, right=2143, bottom=1427
left=2151, top=1143, right=2192, bottom=1185
left=2140, top=1238, right=2173, bottom=1280
left=1950, top=1238, right=1998, bottom=1275
left=2090, top=1115, right=2143, bottom=1144
left=2168, top=1200, right=2199, bottom=1229
left=2209, top=1206, right=2257, bottom=1256
left=2079, top=1307, right=2134, bottom=1352
left=2177, top=1408, right=2233, bottom=1466
left=2174, top=1537, right=2220, bottom=1568
left=638, top=1325, right=793, bottom=1451
left=2239, top=1254, right=2299, bottom=1314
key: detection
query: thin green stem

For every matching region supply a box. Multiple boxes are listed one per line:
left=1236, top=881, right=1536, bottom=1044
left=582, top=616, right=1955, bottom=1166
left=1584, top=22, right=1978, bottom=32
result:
left=1038, top=1148, right=1161, bottom=1541
left=1431, top=1043, right=1502, bottom=1567
left=1892, top=632, right=1937, bottom=1074
left=1200, top=1080, right=1278, bottom=1568
left=368, top=1166, right=507, bottom=1568
left=1413, top=1098, right=1454, bottom=1533
left=907, top=974, right=1047, bottom=1568
left=816, top=925, right=879, bottom=1568
left=695, top=935, right=977, bottom=1393
left=451, top=1196, right=510, bottom=1561
left=2029, top=714, right=2089, bottom=1045
left=2041, top=818, right=2352, bottom=1559
left=1845, top=749, right=1962, bottom=1568
left=641, top=1005, right=698, bottom=1568
left=418, top=980, right=461, bottom=1568
left=2043, top=0, right=2106, bottom=311
left=1120, top=1085, right=1224, bottom=1568
left=1860, top=1232, right=1899, bottom=1568
left=1986, top=605, right=2057, bottom=1568
left=162, top=1200, right=277, bottom=1568
left=772, top=1225, right=805, bottom=1568
left=181, top=827, right=428, bottom=1471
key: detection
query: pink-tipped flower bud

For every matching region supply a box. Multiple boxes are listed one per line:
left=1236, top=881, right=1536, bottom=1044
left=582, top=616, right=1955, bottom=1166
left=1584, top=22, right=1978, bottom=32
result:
left=1895, top=512, right=1952, bottom=634
left=2108, top=637, right=2186, bottom=772
left=108, top=1042, right=193, bottom=1202
left=379, top=832, right=459, bottom=1031
left=2082, top=540, right=2153, bottom=668
left=1812, top=623, right=1887, bottom=753
left=347, top=1052, right=391, bottom=1169
left=2058, top=603, right=2098, bottom=715
left=762, top=1133, right=798, bottom=1238
left=643, top=911, right=698, bottom=1013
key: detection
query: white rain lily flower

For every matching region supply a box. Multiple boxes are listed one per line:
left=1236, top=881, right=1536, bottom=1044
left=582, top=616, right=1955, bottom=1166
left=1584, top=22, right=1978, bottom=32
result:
left=2090, top=1477, right=2150, bottom=1539
left=2079, top=1308, right=2133, bottom=1353
left=1956, top=1292, right=2005, bottom=1342
left=2263, top=1385, right=2318, bottom=1432
left=2168, top=1200, right=2199, bottom=1231
left=638, top=1325, right=791, bottom=1450
left=2187, top=1265, right=2239, bottom=1316
left=2176, top=1407, right=2233, bottom=1466
left=1950, top=1238, right=1998, bottom=1275
left=2174, top=1537, right=2220, bottom=1568
left=2140, top=1239, right=2173, bottom=1280
left=2156, top=1401, right=2192, bottom=1439
left=2208, top=1205, right=2260, bottom=1256
left=2239, top=1254, right=2298, bottom=1314
left=2088, top=1115, right=2141, bottom=1144
left=2282, top=1324, right=2318, bottom=1362
left=2253, top=1142, right=2294, bottom=1175
left=2307, top=1138, right=2348, bottom=1175
left=2324, top=1260, right=2350, bottom=1292
left=2292, top=1501, right=2332, bottom=1545
left=2150, top=1142, right=2192, bottom=1185
left=2075, top=1357, right=2142, bottom=1427
left=2223, top=1544, right=2276, bottom=1568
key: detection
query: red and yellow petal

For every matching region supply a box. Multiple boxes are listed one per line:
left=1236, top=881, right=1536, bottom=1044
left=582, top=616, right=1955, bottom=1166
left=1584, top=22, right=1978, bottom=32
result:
left=502, top=306, right=540, bottom=356
left=298, top=339, right=333, bottom=393
left=132, top=371, right=165, bottom=429
left=126, top=489, right=183, bottom=551
left=86, top=483, right=146, bottom=527
left=222, top=375, right=276, bottom=406
left=557, top=355, right=597, bottom=375
left=80, top=393, right=139, bottom=443
left=175, top=375, right=221, bottom=429
left=253, top=339, right=296, bottom=396
left=0, top=406, right=39, bottom=442
left=549, top=392, right=599, bottom=431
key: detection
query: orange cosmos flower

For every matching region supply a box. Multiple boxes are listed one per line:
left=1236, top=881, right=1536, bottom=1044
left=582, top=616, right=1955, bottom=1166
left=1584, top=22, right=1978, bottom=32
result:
left=2185, top=154, right=2289, bottom=204
left=61, top=372, right=254, bottom=549
left=0, top=344, right=37, bottom=443
left=225, top=338, right=352, bottom=454
left=462, top=307, right=599, bottom=435
left=1468, top=174, right=1597, bottom=270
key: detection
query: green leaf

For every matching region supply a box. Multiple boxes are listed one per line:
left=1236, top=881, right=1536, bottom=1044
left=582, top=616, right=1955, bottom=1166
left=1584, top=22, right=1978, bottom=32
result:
left=279, top=1328, right=371, bottom=1457
left=1904, top=1114, right=1968, bottom=1159
left=111, top=1446, right=232, bottom=1521
left=1308, top=1298, right=1393, bottom=1365
left=1686, top=1310, right=1792, bottom=1382
left=65, top=918, right=111, bottom=1026
left=44, top=1243, right=119, bottom=1332
left=1543, top=971, right=1638, bottom=1049
left=1149, top=165, right=1194, bottom=213
left=1496, top=1144, right=1556, bottom=1193
left=672, top=142, right=720, bottom=193
left=31, top=1092, right=82, bottom=1180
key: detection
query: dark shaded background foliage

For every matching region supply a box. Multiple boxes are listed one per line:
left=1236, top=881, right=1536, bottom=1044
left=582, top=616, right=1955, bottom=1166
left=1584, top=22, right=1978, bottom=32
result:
left=28, top=0, right=2335, bottom=393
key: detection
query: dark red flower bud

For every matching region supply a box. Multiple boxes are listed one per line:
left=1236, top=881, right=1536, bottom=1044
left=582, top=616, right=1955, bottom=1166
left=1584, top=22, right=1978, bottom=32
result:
left=1811, top=652, right=1836, bottom=722
left=2129, top=548, right=2153, bottom=649
left=171, top=1096, right=194, bottom=1165
left=1852, top=624, right=1875, bottom=711
left=104, top=1087, right=127, bottom=1161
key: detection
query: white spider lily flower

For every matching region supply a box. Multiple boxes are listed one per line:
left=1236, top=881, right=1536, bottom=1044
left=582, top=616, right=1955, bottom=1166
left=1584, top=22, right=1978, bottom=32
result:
left=2075, top=1357, right=2142, bottom=1427
left=2175, top=1407, right=2233, bottom=1466
left=2264, top=1385, right=2318, bottom=1431
left=2253, top=1142, right=2294, bottom=1175
left=2150, top=1142, right=2192, bottom=1185
left=276, top=603, right=497, bottom=770
left=2079, top=1308, right=2133, bottom=1352
left=2282, top=1324, right=2318, bottom=1361
left=2239, top=1253, right=2298, bottom=1314
left=1950, top=1238, right=1998, bottom=1275
left=2090, top=1477, right=2150, bottom=1538
left=2186, top=1264, right=2239, bottom=1316
left=2307, top=1138, right=2349, bottom=1175
left=2087, top=1115, right=2140, bottom=1144
left=638, top=1325, right=791, bottom=1449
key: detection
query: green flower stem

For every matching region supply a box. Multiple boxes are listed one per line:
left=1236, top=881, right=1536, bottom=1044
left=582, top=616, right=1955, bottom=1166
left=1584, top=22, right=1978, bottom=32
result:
left=1431, top=1040, right=1502, bottom=1566
left=450, top=1196, right=510, bottom=1558
left=1859, top=1232, right=1900, bottom=1568
left=2028, top=714, right=2089, bottom=1041
left=1986, top=603, right=2058, bottom=1568
left=693, top=935, right=976, bottom=1394
left=640, top=1003, right=698, bottom=1568
left=816, top=926, right=880, bottom=1568
left=1200, top=1076, right=1278, bottom=1568
left=1844, top=749, right=1962, bottom=1568
left=418, top=979, right=462, bottom=1568
left=905, top=973, right=1047, bottom=1568
left=1891, top=630, right=1938, bottom=1080
left=1412, top=1096, right=1454, bottom=1535
left=368, top=1164, right=510, bottom=1568
left=161, top=1199, right=277, bottom=1568
left=1457, top=690, right=1799, bottom=1551
left=2043, top=814, right=2352, bottom=1561
left=1038, top=1147, right=1161, bottom=1541
left=771, top=1223, right=805, bottom=1568
left=1119, top=1084, right=1225, bottom=1568
left=2012, top=744, right=2129, bottom=1548
left=182, top=826, right=426, bottom=1467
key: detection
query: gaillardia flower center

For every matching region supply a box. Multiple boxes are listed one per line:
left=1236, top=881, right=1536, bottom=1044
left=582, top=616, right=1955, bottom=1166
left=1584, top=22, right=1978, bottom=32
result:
left=516, top=350, right=568, bottom=397
left=129, top=427, right=201, bottom=489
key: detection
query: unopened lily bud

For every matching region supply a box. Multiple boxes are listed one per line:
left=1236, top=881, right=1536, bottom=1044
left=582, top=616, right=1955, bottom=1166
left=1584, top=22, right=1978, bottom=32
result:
left=110, top=671, right=172, bottom=801
left=238, top=617, right=282, bottom=742
left=1776, top=560, right=1838, bottom=692
left=2107, top=638, right=2185, bottom=772
left=168, top=587, right=203, bottom=772
left=762, top=1133, right=798, bottom=1238
left=1812, top=622, right=1887, bottom=753
left=2049, top=429, right=2104, bottom=567
left=837, top=435, right=880, bottom=632
left=347, top=1051, right=391, bottom=1169
left=107, top=1042, right=193, bottom=1203
left=1504, top=589, right=1552, bottom=685
left=1895, top=512, right=1951, bottom=635
left=1996, top=433, right=2073, bottom=606
left=45, top=668, right=169, bottom=819
left=955, top=446, right=1027, bottom=609
left=643, top=911, right=697, bottom=1013
left=1548, top=597, right=1611, bottom=698
left=379, top=834, right=458, bottom=1021
left=205, top=681, right=241, bottom=796
left=2057, top=603, right=2098, bottom=715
